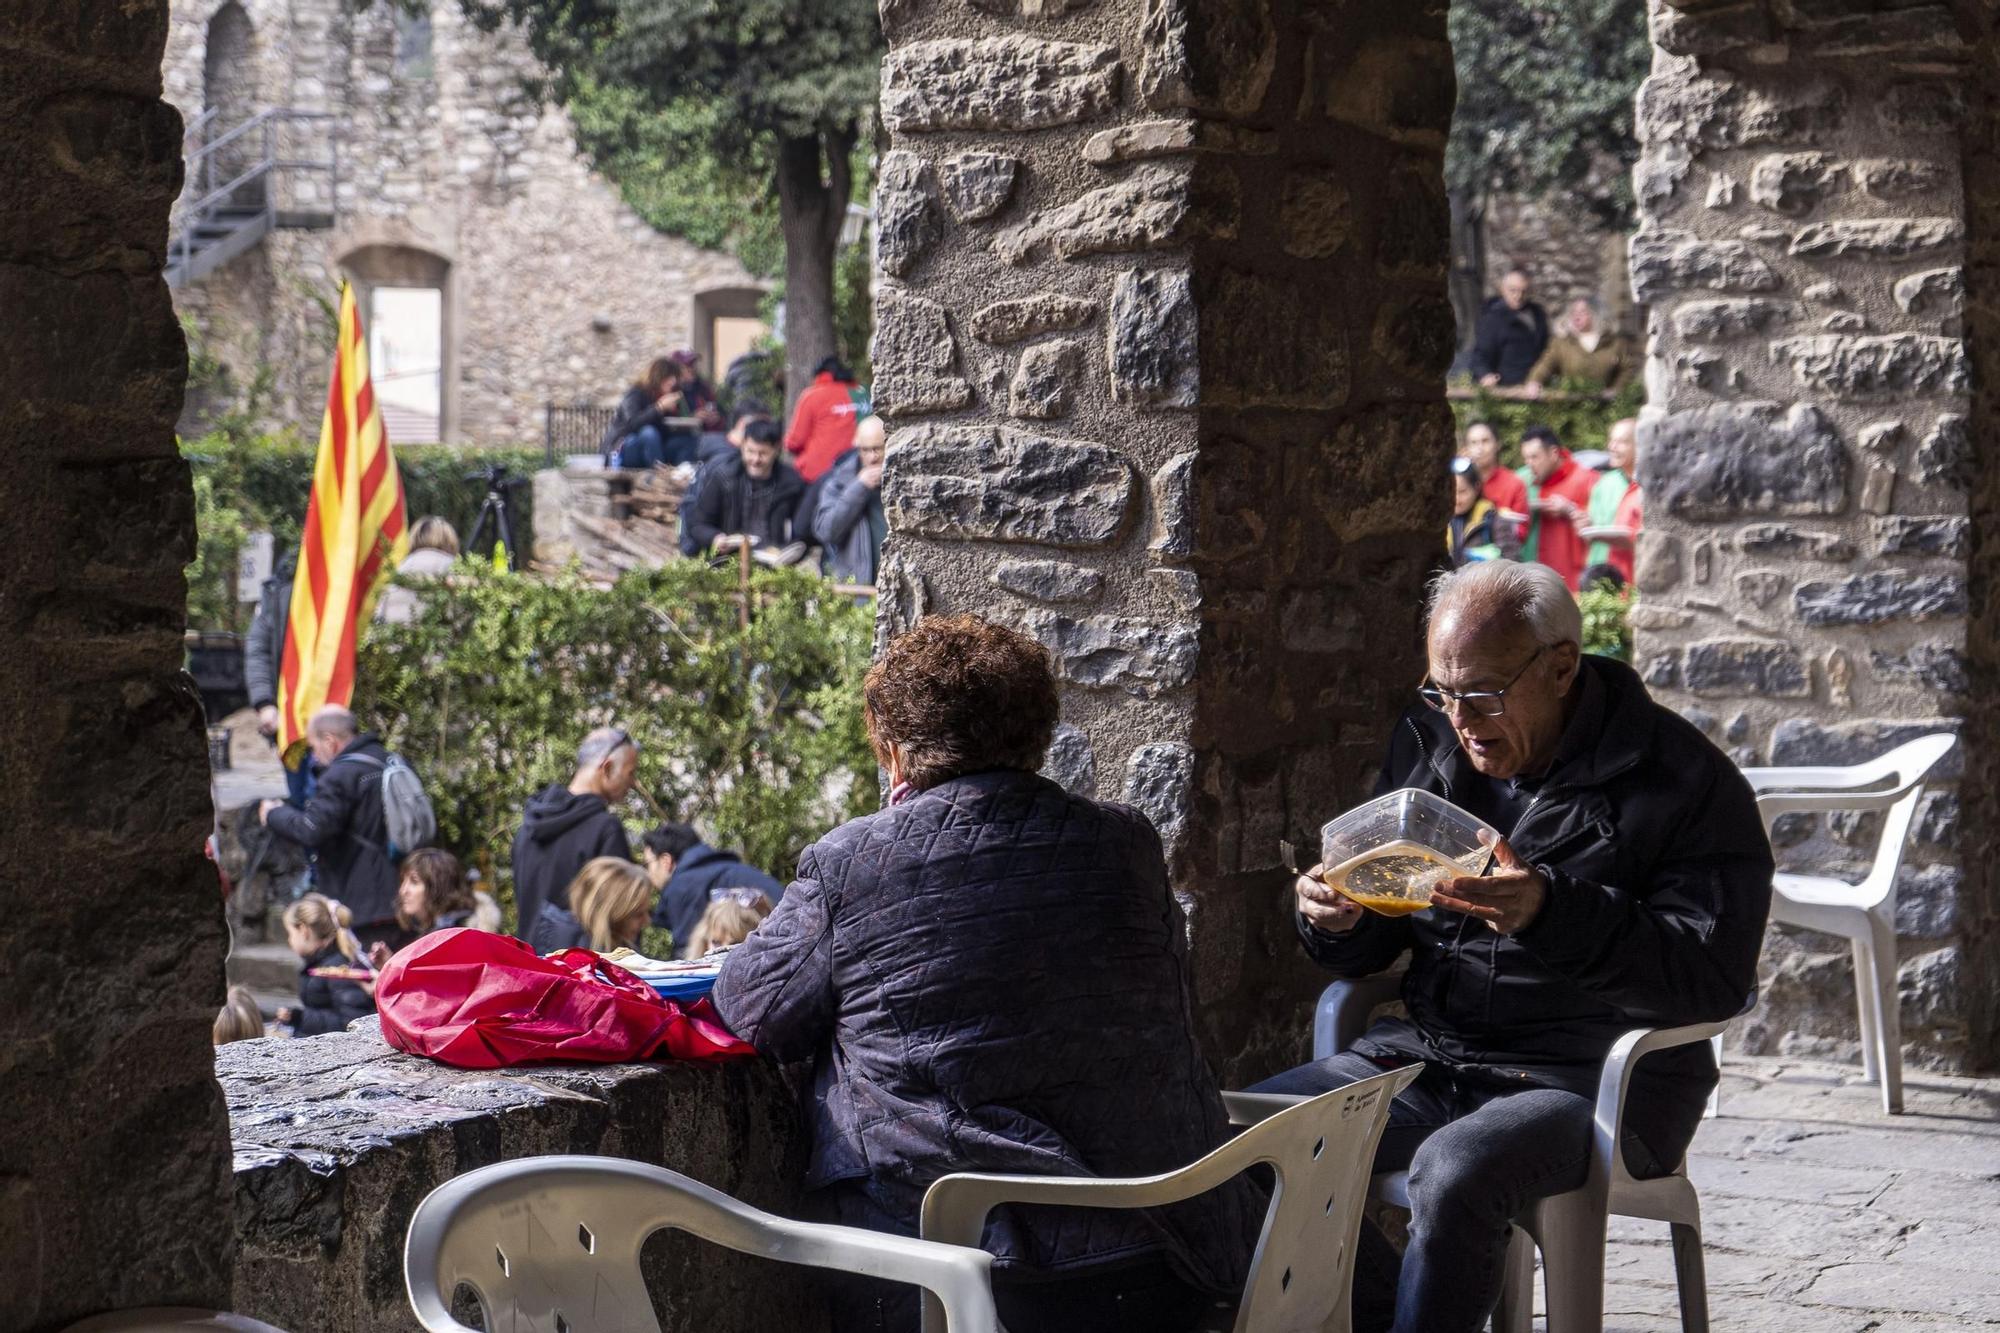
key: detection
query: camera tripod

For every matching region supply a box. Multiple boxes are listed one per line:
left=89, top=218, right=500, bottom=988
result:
left=465, top=465, right=527, bottom=570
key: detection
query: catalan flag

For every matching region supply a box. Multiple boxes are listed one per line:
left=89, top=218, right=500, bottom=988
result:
left=276, top=282, right=409, bottom=766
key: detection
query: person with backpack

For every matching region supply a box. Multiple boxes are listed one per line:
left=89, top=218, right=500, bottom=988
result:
left=260, top=704, right=435, bottom=951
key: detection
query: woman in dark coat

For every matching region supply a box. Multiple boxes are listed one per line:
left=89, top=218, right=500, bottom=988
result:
left=602, top=356, right=689, bottom=468
left=712, top=615, right=1264, bottom=1333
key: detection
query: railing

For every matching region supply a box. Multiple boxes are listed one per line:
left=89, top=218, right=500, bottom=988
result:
left=544, top=404, right=619, bottom=467
left=170, top=108, right=340, bottom=282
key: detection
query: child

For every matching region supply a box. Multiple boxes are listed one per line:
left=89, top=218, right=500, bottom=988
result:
left=213, top=984, right=266, bottom=1045
left=278, top=894, right=376, bottom=1035
left=683, top=889, right=773, bottom=958
left=539, top=857, right=657, bottom=954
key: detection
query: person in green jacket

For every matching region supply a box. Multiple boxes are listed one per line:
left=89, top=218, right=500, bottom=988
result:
left=1586, top=418, right=1638, bottom=569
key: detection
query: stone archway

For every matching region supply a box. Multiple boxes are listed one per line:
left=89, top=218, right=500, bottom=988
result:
left=340, top=242, right=456, bottom=444
left=201, top=0, right=260, bottom=205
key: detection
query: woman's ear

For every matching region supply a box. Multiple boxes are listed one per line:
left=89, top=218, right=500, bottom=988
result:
left=884, top=742, right=907, bottom=787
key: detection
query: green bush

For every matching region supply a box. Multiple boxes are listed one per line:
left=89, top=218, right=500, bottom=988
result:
left=1579, top=586, right=1633, bottom=662
left=182, top=429, right=545, bottom=630
left=1449, top=380, right=1646, bottom=468
left=353, top=561, right=879, bottom=929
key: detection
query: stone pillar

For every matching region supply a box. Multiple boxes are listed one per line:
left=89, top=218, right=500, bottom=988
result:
left=1633, top=0, right=1989, bottom=1067
left=0, top=2, right=236, bottom=1326
left=873, top=0, right=1456, bottom=1078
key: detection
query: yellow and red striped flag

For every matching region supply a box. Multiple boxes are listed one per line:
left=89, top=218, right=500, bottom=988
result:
left=277, top=282, right=409, bottom=766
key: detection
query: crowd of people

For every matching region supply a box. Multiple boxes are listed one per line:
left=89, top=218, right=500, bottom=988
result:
left=1468, top=267, right=1637, bottom=397
left=598, top=350, right=887, bottom=584
left=1448, top=415, right=1641, bottom=593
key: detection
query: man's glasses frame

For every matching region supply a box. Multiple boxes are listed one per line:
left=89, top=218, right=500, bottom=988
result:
left=1418, top=645, right=1546, bottom=719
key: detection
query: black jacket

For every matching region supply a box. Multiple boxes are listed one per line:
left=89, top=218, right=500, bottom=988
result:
left=291, top=942, right=375, bottom=1036
left=683, top=452, right=805, bottom=553
left=529, top=902, right=592, bottom=954
left=1470, top=296, right=1551, bottom=386
left=711, top=770, right=1264, bottom=1292
left=1301, top=657, right=1773, bottom=1152
left=651, top=842, right=784, bottom=945
left=265, top=734, right=400, bottom=925
left=509, top=784, right=632, bottom=942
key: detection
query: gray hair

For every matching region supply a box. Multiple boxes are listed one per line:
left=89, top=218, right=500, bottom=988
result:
left=575, top=725, right=635, bottom=770
left=306, top=704, right=358, bottom=741
left=1427, top=560, right=1582, bottom=650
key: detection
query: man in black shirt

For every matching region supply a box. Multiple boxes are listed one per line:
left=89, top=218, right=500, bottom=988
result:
left=683, top=419, right=804, bottom=556
left=510, top=726, right=638, bottom=943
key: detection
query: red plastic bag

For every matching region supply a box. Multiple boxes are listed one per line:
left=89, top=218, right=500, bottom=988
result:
left=375, top=927, right=753, bottom=1068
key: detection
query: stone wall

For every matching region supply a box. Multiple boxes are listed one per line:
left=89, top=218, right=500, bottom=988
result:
left=1485, top=184, right=1637, bottom=332
left=1632, top=0, right=1991, bottom=1068
left=224, top=1023, right=821, bottom=1333
left=0, top=0, right=236, bottom=1326
left=162, top=0, right=762, bottom=445
left=873, top=0, right=1458, bottom=1082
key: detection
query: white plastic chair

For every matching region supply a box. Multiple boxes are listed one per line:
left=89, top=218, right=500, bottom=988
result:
left=1318, top=971, right=1722, bottom=1333
left=917, top=1067, right=1421, bottom=1333
left=1741, top=732, right=1956, bottom=1115
left=403, top=1156, right=1004, bottom=1333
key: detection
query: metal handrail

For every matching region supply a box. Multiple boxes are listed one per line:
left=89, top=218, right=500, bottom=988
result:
left=170, top=107, right=341, bottom=283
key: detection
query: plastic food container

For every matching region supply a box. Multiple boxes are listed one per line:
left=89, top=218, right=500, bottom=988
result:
left=1317, top=788, right=1499, bottom=915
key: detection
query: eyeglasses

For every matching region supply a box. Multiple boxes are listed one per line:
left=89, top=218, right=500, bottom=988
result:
left=602, top=727, right=634, bottom=761
left=1418, top=646, right=1545, bottom=719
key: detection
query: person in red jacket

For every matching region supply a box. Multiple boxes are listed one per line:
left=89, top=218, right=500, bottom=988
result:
left=785, top=356, right=864, bottom=482
left=1461, top=420, right=1529, bottom=530
left=1517, top=425, right=1601, bottom=591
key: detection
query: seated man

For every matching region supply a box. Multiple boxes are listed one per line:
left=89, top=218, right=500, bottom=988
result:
left=683, top=418, right=804, bottom=557
left=1255, top=560, right=1771, bottom=1333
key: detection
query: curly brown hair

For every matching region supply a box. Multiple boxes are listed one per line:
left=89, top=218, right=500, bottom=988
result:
left=863, top=614, right=1060, bottom=791
left=396, top=847, right=474, bottom=933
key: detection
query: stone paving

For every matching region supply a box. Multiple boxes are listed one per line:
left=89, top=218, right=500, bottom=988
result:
left=1586, top=1056, right=2000, bottom=1331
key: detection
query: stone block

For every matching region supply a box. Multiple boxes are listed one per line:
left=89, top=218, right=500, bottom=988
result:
left=1008, top=340, right=1080, bottom=419
left=1682, top=640, right=1809, bottom=697
left=1915, top=791, right=1958, bottom=848
left=1858, top=421, right=1904, bottom=453
left=1878, top=82, right=1963, bottom=135
left=1735, top=523, right=1856, bottom=561
left=1793, top=572, right=1966, bottom=625
left=1122, top=740, right=1197, bottom=849
left=938, top=152, right=1021, bottom=223
left=1139, top=0, right=1277, bottom=119
left=967, top=294, right=1097, bottom=346
left=1024, top=612, right=1198, bottom=697
left=1895, top=864, right=1959, bottom=939
left=1870, top=644, right=1967, bottom=694
left=1083, top=119, right=1195, bottom=165
left=1637, top=144, right=1692, bottom=213
left=1641, top=647, right=1683, bottom=689
left=1767, top=335, right=1966, bottom=398
left=994, top=165, right=1194, bottom=266
left=1377, top=166, right=1450, bottom=275
left=882, top=38, right=1121, bottom=133
left=1650, top=0, right=1775, bottom=56
left=1108, top=269, right=1198, bottom=408
left=1735, top=569, right=1789, bottom=609
left=1893, top=268, right=1963, bottom=318
left=870, top=289, right=972, bottom=417
left=1915, top=414, right=1969, bottom=490
left=1856, top=158, right=1947, bottom=200
left=1280, top=168, right=1352, bottom=259
left=994, top=558, right=1103, bottom=604
left=1770, top=717, right=1961, bottom=777
left=1630, top=230, right=1781, bottom=303
left=1635, top=531, right=1683, bottom=592
left=1637, top=70, right=1845, bottom=151
left=1859, top=463, right=1896, bottom=515
left=1769, top=812, right=1815, bottom=849
left=875, top=151, right=942, bottom=279
left=1671, top=298, right=1792, bottom=342
left=884, top=426, right=1134, bottom=547
left=1150, top=568, right=1201, bottom=612
left=1644, top=402, right=1847, bottom=520
left=1749, top=154, right=1845, bottom=215
left=1040, top=723, right=1097, bottom=797
left=1279, top=588, right=1365, bottom=654
left=1200, top=267, right=1350, bottom=408
left=1899, top=946, right=1958, bottom=1030
left=1788, top=218, right=1959, bottom=260
left=1874, top=515, right=1969, bottom=558
left=1149, top=451, right=1196, bottom=558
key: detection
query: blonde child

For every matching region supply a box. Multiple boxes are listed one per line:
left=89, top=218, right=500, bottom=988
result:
left=213, top=985, right=266, bottom=1045
left=532, top=857, right=658, bottom=954
left=683, top=889, right=773, bottom=958
left=277, top=894, right=375, bottom=1035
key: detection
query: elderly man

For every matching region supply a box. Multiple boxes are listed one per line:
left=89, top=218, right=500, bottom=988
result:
left=1585, top=417, right=1643, bottom=583
left=259, top=705, right=404, bottom=948
left=1254, top=560, right=1771, bottom=1333
left=1470, top=268, right=1549, bottom=388
left=1523, top=296, right=1636, bottom=398
left=814, top=414, right=888, bottom=584
left=510, top=726, right=638, bottom=943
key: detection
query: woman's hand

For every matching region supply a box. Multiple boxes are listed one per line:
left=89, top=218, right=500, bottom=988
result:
left=367, top=941, right=392, bottom=971
left=1295, top=864, right=1364, bottom=935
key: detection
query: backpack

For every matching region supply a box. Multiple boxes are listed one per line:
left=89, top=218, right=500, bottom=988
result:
left=343, top=751, right=437, bottom=861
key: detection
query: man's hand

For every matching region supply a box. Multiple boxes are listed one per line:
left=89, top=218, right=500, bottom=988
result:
left=857, top=462, right=884, bottom=490
left=1478, top=373, right=1501, bottom=388
left=257, top=705, right=279, bottom=737
left=1431, top=837, right=1547, bottom=934
left=1295, top=864, right=1365, bottom=935
left=258, top=798, right=283, bottom=825
left=1521, top=380, right=1545, bottom=400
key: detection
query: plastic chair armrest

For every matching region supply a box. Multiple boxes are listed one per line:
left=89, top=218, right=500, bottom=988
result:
left=1313, top=959, right=1409, bottom=1061
left=1591, top=1020, right=1730, bottom=1188
left=1223, top=1090, right=1308, bottom=1127
left=922, top=1160, right=1251, bottom=1252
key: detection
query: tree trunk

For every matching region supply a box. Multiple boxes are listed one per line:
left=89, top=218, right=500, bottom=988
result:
left=774, top=126, right=856, bottom=418
left=1447, top=182, right=1488, bottom=366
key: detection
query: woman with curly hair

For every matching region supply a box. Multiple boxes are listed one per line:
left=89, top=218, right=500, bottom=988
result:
left=712, top=614, right=1262, bottom=1333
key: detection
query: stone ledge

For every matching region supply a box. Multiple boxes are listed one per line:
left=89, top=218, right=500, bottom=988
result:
left=223, top=1020, right=820, bottom=1333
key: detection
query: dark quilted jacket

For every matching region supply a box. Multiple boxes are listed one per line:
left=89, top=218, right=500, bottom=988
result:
left=710, top=769, right=1264, bottom=1293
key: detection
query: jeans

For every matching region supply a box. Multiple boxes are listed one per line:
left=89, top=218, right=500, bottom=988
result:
left=1249, top=1051, right=1678, bottom=1333
left=618, top=424, right=697, bottom=468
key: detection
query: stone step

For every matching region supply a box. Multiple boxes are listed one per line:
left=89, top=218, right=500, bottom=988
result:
left=227, top=941, right=300, bottom=994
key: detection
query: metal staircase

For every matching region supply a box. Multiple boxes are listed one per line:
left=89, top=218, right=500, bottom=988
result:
left=168, top=107, right=341, bottom=287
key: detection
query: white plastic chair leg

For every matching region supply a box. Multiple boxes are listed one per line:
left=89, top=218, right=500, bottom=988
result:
left=1867, top=915, right=1904, bottom=1114
left=1529, top=1191, right=1607, bottom=1333
left=1669, top=1220, right=1709, bottom=1333
left=1851, top=936, right=1882, bottom=1085
left=1491, top=1226, right=1535, bottom=1333
left=1704, top=1033, right=1722, bottom=1119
